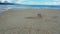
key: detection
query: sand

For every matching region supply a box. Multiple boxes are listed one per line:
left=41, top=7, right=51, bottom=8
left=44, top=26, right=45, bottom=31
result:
left=0, top=8, right=60, bottom=34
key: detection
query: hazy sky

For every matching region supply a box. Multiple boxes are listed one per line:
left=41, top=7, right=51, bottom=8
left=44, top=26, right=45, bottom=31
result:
left=0, top=0, right=60, bottom=5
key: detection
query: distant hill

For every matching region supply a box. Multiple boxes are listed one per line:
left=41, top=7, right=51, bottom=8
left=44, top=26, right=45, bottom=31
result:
left=0, top=3, right=18, bottom=5
left=0, top=1, right=18, bottom=5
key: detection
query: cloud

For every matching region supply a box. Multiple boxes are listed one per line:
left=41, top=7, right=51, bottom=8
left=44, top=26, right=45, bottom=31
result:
left=16, top=0, right=27, bottom=4
left=1, top=0, right=5, bottom=2
left=6, top=0, right=12, bottom=2
left=52, top=0, right=60, bottom=1
left=14, top=0, right=60, bottom=5
left=21, top=1, right=60, bottom=5
left=0, top=0, right=12, bottom=2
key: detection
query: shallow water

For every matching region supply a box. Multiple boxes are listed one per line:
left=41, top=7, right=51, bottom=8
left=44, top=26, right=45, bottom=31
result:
left=0, top=5, right=15, bottom=13
left=0, top=5, right=60, bottom=14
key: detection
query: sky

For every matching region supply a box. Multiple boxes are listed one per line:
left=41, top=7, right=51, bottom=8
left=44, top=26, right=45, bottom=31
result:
left=0, top=0, right=60, bottom=5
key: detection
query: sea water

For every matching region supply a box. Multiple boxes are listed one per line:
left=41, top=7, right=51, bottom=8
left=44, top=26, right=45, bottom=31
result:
left=0, top=5, right=60, bottom=14
left=0, top=5, right=15, bottom=14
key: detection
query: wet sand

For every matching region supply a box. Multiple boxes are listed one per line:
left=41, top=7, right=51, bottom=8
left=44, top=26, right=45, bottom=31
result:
left=0, top=9, right=60, bottom=34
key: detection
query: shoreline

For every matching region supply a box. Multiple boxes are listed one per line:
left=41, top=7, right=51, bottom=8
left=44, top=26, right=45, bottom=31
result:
left=0, top=8, right=60, bottom=15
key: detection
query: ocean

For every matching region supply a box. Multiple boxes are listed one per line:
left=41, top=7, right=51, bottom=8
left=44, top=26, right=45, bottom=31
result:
left=0, top=5, right=60, bottom=14
left=0, top=5, right=15, bottom=13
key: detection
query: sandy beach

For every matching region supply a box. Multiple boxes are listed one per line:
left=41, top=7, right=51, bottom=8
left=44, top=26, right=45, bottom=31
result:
left=0, top=8, right=60, bottom=34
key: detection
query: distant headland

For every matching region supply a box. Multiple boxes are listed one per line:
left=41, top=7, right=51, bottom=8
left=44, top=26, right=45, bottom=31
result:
left=0, top=1, right=18, bottom=5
